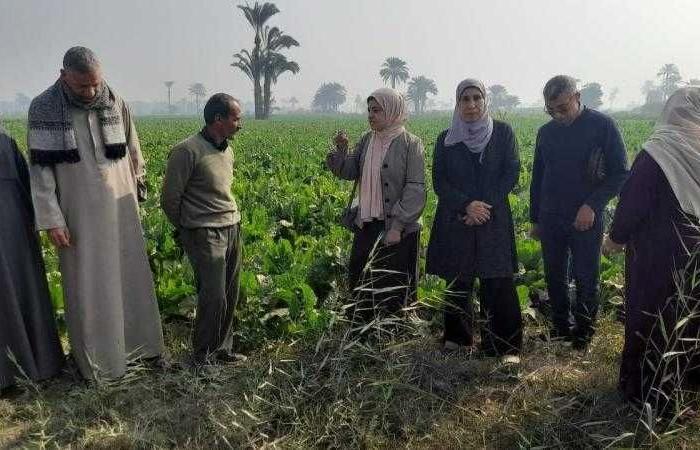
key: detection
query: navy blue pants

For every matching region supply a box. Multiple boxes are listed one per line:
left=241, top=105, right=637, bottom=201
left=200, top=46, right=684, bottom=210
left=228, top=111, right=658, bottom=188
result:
left=539, top=213, right=603, bottom=338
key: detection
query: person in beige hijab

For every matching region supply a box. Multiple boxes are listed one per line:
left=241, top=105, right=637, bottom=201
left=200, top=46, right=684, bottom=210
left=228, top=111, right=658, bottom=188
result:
left=604, top=87, right=700, bottom=412
left=326, top=88, right=426, bottom=323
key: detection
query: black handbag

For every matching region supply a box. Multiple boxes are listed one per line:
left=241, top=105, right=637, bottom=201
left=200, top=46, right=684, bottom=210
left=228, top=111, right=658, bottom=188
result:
left=587, top=146, right=606, bottom=186
left=336, top=133, right=370, bottom=233
left=339, top=179, right=360, bottom=232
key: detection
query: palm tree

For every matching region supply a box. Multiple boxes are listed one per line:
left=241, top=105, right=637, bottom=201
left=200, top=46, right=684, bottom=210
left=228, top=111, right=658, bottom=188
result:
left=262, top=53, right=299, bottom=117
left=379, top=57, right=410, bottom=89
left=188, top=83, right=206, bottom=113
left=406, top=76, right=438, bottom=114
left=312, top=82, right=346, bottom=113
left=233, top=2, right=300, bottom=120
left=260, top=26, right=300, bottom=118
left=234, top=2, right=279, bottom=119
left=488, top=85, right=520, bottom=110
left=232, top=49, right=261, bottom=112
left=164, top=81, right=175, bottom=113
left=657, top=63, right=682, bottom=101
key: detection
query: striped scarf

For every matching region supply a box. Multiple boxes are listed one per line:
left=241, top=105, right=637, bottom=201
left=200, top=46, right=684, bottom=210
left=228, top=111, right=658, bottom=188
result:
left=28, top=80, right=127, bottom=165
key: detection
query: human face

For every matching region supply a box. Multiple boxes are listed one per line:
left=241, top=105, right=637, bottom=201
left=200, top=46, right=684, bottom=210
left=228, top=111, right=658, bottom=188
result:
left=458, top=87, right=485, bottom=122
left=218, top=101, right=243, bottom=139
left=367, top=98, right=390, bottom=131
left=60, top=68, right=103, bottom=102
left=545, top=91, right=581, bottom=125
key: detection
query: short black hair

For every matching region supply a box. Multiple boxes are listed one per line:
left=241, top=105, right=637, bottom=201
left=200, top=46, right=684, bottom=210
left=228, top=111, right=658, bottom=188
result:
left=203, top=93, right=239, bottom=125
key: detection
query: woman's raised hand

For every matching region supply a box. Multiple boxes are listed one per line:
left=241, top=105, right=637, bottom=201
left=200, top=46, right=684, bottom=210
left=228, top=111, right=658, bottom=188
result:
left=333, top=130, right=349, bottom=151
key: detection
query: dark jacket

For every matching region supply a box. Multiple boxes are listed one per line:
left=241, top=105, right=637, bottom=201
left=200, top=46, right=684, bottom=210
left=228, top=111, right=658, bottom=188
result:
left=529, top=107, right=628, bottom=223
left=326, top=130, right=426, bottom=234
left=426, top=120, right=520, bottom=280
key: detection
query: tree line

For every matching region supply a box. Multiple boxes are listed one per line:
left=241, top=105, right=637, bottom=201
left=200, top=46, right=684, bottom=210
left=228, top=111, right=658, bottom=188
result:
left=4, top=2, right=699, bottom=118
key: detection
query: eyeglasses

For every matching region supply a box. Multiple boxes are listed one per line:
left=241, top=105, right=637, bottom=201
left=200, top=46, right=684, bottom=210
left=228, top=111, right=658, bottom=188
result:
left=544, top=93, right=578, bottom=116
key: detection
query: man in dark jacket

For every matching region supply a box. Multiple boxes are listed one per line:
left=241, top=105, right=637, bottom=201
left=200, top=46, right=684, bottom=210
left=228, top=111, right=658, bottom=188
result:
left=530, top=75, right=628, bottom=349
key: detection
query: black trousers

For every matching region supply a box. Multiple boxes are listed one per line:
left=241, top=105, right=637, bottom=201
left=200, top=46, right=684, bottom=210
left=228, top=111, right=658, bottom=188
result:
left=180, top=224, right=242, bottom=359
left=347, top=221, right=419, bottom=322
left=539, top=213, right=603, bottom=339
left=443, top=277, right=523, bottom=355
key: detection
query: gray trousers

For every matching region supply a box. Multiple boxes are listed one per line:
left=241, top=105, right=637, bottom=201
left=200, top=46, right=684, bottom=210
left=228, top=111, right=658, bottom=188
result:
left=180, top=224, right=242, bottom=359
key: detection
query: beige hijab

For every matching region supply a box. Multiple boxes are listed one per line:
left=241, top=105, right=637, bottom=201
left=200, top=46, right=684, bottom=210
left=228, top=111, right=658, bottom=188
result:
left=358, top=88, right=407, bottom=223
left=644, top=87, right=700, bottom=217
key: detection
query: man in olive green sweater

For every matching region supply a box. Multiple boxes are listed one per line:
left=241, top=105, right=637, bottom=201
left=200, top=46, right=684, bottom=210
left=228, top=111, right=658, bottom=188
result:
left=161, top=93, right=245, bottom=365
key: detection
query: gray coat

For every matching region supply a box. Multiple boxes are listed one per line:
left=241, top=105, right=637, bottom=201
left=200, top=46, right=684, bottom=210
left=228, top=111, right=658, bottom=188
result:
left=326, top=130, right=426, bottom=234
left=426, top=121, right=520, bottom=280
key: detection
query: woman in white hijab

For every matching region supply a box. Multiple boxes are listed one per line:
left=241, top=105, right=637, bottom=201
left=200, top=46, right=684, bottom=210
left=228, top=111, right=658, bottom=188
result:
left=604, top=87, right=700, bottom=412
left=426, top=79, right=522, bottom=357
left=326, top=88, right=426, bottom=323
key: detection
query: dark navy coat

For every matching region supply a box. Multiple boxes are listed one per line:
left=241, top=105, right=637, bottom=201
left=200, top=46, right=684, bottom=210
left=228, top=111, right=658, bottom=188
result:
left=426, top=120, right=520, bottom=281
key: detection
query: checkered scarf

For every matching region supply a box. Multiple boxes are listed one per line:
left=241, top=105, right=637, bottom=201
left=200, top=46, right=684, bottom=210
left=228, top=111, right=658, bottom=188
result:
left=28, top=80, right=127, bottom=165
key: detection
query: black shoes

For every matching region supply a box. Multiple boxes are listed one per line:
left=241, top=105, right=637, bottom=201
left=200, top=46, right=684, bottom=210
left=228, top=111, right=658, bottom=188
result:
left=539, top=327, right=573, bottom=342
left=539, top=327, right=592, bottom=350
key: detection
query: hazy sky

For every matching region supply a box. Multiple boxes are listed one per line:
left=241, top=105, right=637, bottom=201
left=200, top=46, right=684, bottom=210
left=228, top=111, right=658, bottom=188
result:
left=1, top=0, right=699, bottom=110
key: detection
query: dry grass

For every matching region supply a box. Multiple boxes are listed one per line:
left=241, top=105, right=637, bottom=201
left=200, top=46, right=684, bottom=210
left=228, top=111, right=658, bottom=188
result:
left=2, top=312, right=700, bottom=449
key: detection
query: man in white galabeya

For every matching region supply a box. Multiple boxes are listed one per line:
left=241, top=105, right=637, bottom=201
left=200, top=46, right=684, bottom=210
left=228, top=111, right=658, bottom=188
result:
left=28, top=46, right=165, bottom=380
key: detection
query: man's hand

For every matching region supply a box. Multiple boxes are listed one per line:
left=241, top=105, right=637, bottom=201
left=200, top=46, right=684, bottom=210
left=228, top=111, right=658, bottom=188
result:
left=573, top=204, right=595, bottom=231
left=602, top=234, right=624, bottom=256
left=48, top=227, right=71, bottom=248
left=466, top=201, right=492, bottom=225
left=529, top=224, right=540, bottom=241
left=383, top=228, right=402, bottom=246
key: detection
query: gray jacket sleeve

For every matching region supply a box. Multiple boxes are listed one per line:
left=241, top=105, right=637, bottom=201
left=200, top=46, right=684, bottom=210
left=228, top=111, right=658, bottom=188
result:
left=325, top=133, right=369, bottom=181
left=390, top=136, right=426, bottom=233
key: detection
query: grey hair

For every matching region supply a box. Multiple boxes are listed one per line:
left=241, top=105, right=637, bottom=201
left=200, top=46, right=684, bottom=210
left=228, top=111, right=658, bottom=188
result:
left=543, top=75, right=578, bottom=101
left=63, top=46, right=101, bottom=73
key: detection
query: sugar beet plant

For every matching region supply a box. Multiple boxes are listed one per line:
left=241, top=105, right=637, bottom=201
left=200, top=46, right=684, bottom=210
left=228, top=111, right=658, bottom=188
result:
left=3, top=114, right=653, bottom=345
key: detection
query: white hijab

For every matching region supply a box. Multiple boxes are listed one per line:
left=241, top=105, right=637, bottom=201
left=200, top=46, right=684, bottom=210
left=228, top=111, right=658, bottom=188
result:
left=358, top=87, right=407, bottom=222
left=644, top=87, right=700, bottom=217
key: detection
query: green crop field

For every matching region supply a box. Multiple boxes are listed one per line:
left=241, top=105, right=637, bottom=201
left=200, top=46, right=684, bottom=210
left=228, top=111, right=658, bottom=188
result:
left=7, top=114, right=696, bottom=449
left=3, top=114, right=653, bottom=341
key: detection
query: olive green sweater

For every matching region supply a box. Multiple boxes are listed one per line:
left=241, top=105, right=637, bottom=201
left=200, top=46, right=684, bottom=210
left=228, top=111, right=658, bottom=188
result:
left=161, top=133, right=240, bottom=229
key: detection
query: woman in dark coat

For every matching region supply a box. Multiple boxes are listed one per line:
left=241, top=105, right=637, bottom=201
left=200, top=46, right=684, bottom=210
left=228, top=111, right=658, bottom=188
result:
left=426, top=79, right=522, bottom=356
left=326, top=88, right=426, bottom=322
left=0, top=127, right=63, bottom=393
left=605, top=87, right=700, bottom=411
